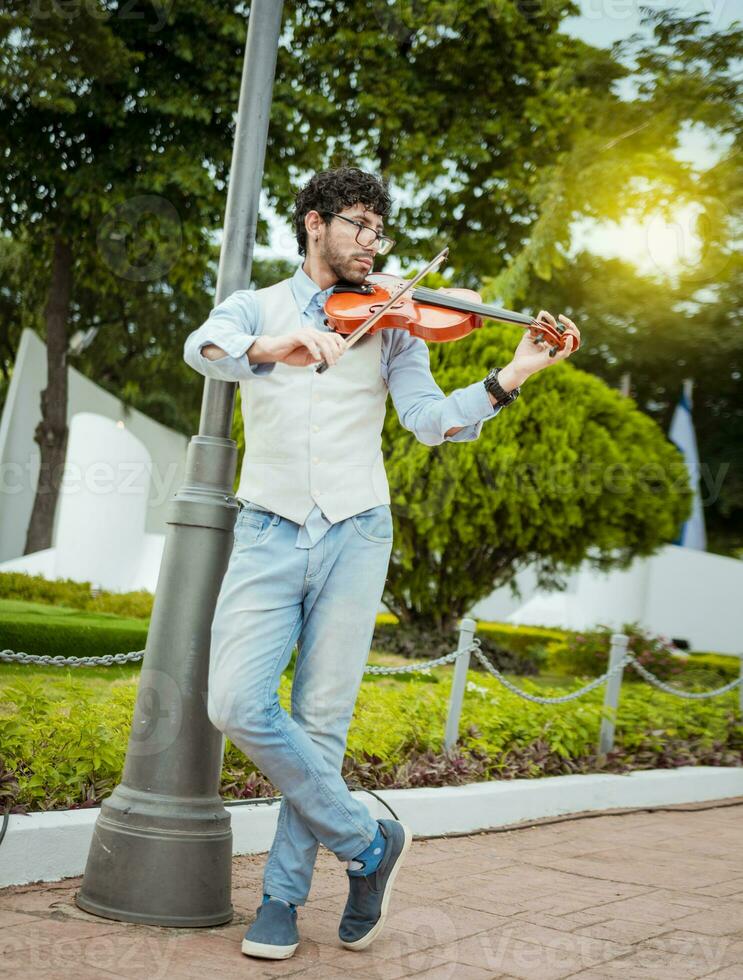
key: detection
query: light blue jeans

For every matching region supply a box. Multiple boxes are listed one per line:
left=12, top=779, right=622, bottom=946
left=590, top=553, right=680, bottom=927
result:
left=207, top=501, right=393, bottom=906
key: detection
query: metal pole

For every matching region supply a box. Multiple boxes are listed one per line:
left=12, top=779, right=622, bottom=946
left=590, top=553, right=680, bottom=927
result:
left=738, top=655, right=743, bottom=719
left=598, top=633, right=629, bottom=756
left=444, top=618, right=477, bottom=751
left=76, top=0, right=285, bottom=927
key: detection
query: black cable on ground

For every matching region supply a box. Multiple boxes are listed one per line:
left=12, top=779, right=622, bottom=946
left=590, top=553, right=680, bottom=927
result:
left=222, top=783, right=400, bottom=820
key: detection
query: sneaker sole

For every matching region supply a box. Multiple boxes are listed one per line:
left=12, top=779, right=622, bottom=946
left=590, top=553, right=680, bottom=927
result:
left=339, top=821, right=413, bottom=951
left=241, top=938, right=299, bottom=959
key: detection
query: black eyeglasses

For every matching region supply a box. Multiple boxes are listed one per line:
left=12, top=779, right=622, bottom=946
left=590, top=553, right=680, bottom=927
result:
left=323, top=212, right=396, bottom=255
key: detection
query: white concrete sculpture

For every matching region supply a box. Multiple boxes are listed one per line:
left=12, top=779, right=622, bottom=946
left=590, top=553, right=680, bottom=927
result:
left=54, top=413, right=152, bottom=593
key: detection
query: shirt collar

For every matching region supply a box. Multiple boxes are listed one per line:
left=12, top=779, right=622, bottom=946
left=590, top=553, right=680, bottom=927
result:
left=292, top=264, right=335, bottom=315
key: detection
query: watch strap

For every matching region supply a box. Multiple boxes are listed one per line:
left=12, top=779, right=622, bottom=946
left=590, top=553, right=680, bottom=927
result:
left=484, top=367, right=520, bottom=407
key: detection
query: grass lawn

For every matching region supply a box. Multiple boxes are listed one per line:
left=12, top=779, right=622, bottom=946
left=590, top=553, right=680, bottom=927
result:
left=0, top=597, right=574, bottom=704
left=0, top=599, right=600, bottom=713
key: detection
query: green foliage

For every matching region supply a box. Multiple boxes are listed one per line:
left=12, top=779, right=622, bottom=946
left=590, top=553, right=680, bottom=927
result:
left=382, top=326, right=691, bottom=628
left=1, top=668, right=739, bottom=812
left=547, top=622, right=742, bottom=687
left=477, top=621, right=568, bottom=656
left=0, top=600, right=149, bottom=659
left=0, top=572, right=153, bottom=619
left=547, top=623, right=683, bottom=681
left=0, top=677, right=136, bottom=810
left=372, top=622, right=546, bottom=675
left=684, top=653, right=742, bottom=683
left=278, top=1, right=619, bottom=284
left=489, top=10, right=743, bottom=554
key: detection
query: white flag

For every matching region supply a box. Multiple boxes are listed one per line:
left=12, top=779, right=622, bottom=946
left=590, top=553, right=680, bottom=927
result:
left=669, top=380, right=706, bottom=551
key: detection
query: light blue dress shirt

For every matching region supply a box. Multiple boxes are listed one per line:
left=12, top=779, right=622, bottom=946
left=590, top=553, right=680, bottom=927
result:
left=183, top=264, right=501, bottom=547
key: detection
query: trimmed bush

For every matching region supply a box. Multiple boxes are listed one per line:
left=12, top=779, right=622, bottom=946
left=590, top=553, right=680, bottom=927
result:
left=372, top=622, right=546, bottom=675
left=546, top=622, right=710, bottom=684
left=0, top=571, right=153, bottom=620
left=684, top=653, right=742, bottom=683
left=0, top=603, right=148, bottom=659
left=1, top=667, right=740, bottom=813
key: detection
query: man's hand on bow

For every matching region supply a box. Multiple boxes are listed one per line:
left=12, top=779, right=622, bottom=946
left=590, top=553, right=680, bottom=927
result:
left=248, top=328, right=348, bottom=368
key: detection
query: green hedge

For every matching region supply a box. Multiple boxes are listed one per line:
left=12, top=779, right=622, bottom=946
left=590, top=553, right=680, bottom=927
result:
left=684, top=653, right=742, bottom=682
left=545, top=622, right=741, bottom=685
left=476, top=621, right=569, bottom=654
left=0, top=601, right=149, bottom=659
left=372, top=622, right=548, bottom=675
left=0, top=572, right=153, bottom=620
left=1, top=668, right=740, bottom=812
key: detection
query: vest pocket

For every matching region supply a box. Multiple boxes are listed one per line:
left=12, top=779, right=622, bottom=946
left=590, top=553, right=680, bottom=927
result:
left=351, top=505, right=393, bottom=543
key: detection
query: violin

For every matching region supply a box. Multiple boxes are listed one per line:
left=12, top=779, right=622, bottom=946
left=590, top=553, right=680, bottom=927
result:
left=315, top=247, right=577, bottom=373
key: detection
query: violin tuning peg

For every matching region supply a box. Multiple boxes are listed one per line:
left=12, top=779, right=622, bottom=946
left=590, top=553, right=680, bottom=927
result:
left=549, top=345, right=559, bottom=358
left=533, top=332, right=545, bottom=345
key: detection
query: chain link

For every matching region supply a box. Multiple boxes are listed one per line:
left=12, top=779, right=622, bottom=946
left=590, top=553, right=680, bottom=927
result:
left=363, top=645, right=470, bottom=675
left=0, top=649, right=145, bottom=667
left=1, top=640, right=739, bottom=707
left=470, top=640, right=635, bottom=704
left=627, top=657, right=742, bottom=699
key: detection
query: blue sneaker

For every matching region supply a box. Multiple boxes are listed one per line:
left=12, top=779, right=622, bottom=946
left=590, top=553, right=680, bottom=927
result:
left=241, top=897, right=299, bottom=959
left=338, top=818, right=412, bottom=950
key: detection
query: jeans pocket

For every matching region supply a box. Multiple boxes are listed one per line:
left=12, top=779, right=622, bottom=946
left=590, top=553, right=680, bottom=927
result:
left=234, top=507, right=279, bottom=548
left=351, top=505, right=393, bottom=544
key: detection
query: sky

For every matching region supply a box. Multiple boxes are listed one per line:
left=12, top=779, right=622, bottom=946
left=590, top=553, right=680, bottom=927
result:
left=255, top=1, right=739, bottom=281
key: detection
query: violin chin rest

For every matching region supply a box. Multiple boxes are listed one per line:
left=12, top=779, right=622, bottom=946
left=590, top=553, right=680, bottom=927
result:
left=331, top=281, right=375, bottom=296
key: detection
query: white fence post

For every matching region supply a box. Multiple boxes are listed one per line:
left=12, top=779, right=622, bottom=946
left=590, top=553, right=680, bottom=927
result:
left=598, top=633, right=629, bottom=756
left=444, top=618, right=477, bottom=751
left=739, top=656, right=743, bottom=719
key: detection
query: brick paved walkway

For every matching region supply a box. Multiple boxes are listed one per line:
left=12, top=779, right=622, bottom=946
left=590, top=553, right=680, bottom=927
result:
left=1, top=799, right=742, bottom=979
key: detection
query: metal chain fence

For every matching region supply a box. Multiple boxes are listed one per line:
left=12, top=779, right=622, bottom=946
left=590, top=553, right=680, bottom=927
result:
left=2, top=624, right=742, bottom=756
left=0, top=649, right=145, bottom=667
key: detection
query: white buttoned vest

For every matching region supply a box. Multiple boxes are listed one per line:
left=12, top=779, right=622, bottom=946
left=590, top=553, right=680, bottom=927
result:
left=235, top=277, right=391, bottom=524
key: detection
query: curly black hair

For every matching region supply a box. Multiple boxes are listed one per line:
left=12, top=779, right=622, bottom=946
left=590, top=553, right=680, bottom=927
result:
left=291, top=167, right=391, bottom=257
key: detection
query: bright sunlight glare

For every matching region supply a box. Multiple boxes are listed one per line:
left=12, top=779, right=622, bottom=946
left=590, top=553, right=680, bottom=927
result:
left=573, top=204, right=704, bottom=279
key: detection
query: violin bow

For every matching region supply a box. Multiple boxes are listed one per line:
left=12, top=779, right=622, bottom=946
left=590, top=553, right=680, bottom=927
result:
left=314, top=246, right=449, bottom=374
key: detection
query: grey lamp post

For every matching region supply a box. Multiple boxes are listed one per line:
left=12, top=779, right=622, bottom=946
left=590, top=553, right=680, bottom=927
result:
left=75, top=0, right=285, bottom=927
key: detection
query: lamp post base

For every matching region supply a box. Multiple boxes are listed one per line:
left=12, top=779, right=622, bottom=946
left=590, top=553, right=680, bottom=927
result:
left=75, top=783, right=233, bottom=927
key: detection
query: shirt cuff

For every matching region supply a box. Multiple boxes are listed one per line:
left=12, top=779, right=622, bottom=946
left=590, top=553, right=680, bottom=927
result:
left=441, top=379, right=501, bottom=438
left=199, top=335, right=274, bottom=378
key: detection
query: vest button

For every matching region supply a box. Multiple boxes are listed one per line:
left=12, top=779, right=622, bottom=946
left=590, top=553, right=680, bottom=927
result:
left=312, top=457, right=320, bottom=464
left=312, top=425, right=320, bottom=433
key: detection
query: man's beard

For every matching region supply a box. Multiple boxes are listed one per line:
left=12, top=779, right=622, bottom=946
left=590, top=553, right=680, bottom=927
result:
left=322, top=240, right=372, bottom=285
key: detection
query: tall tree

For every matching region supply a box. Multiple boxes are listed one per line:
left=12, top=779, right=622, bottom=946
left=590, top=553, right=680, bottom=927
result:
left=0, top=1, right=249, bottom=550
left=0, top=0, right=621, bottom=552
left=274, top=0, right=622, bottom=281
left=381, top=322, right=691, bottom=630
left=491, top=9, right=743, bottom=554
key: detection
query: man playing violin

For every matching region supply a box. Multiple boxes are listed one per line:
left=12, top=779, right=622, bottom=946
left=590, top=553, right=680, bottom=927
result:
left=183, top=166, right=579, bottom=961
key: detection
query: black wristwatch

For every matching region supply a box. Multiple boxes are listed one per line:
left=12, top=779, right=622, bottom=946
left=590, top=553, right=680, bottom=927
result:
left=483, top=367, right=521, bottom=407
